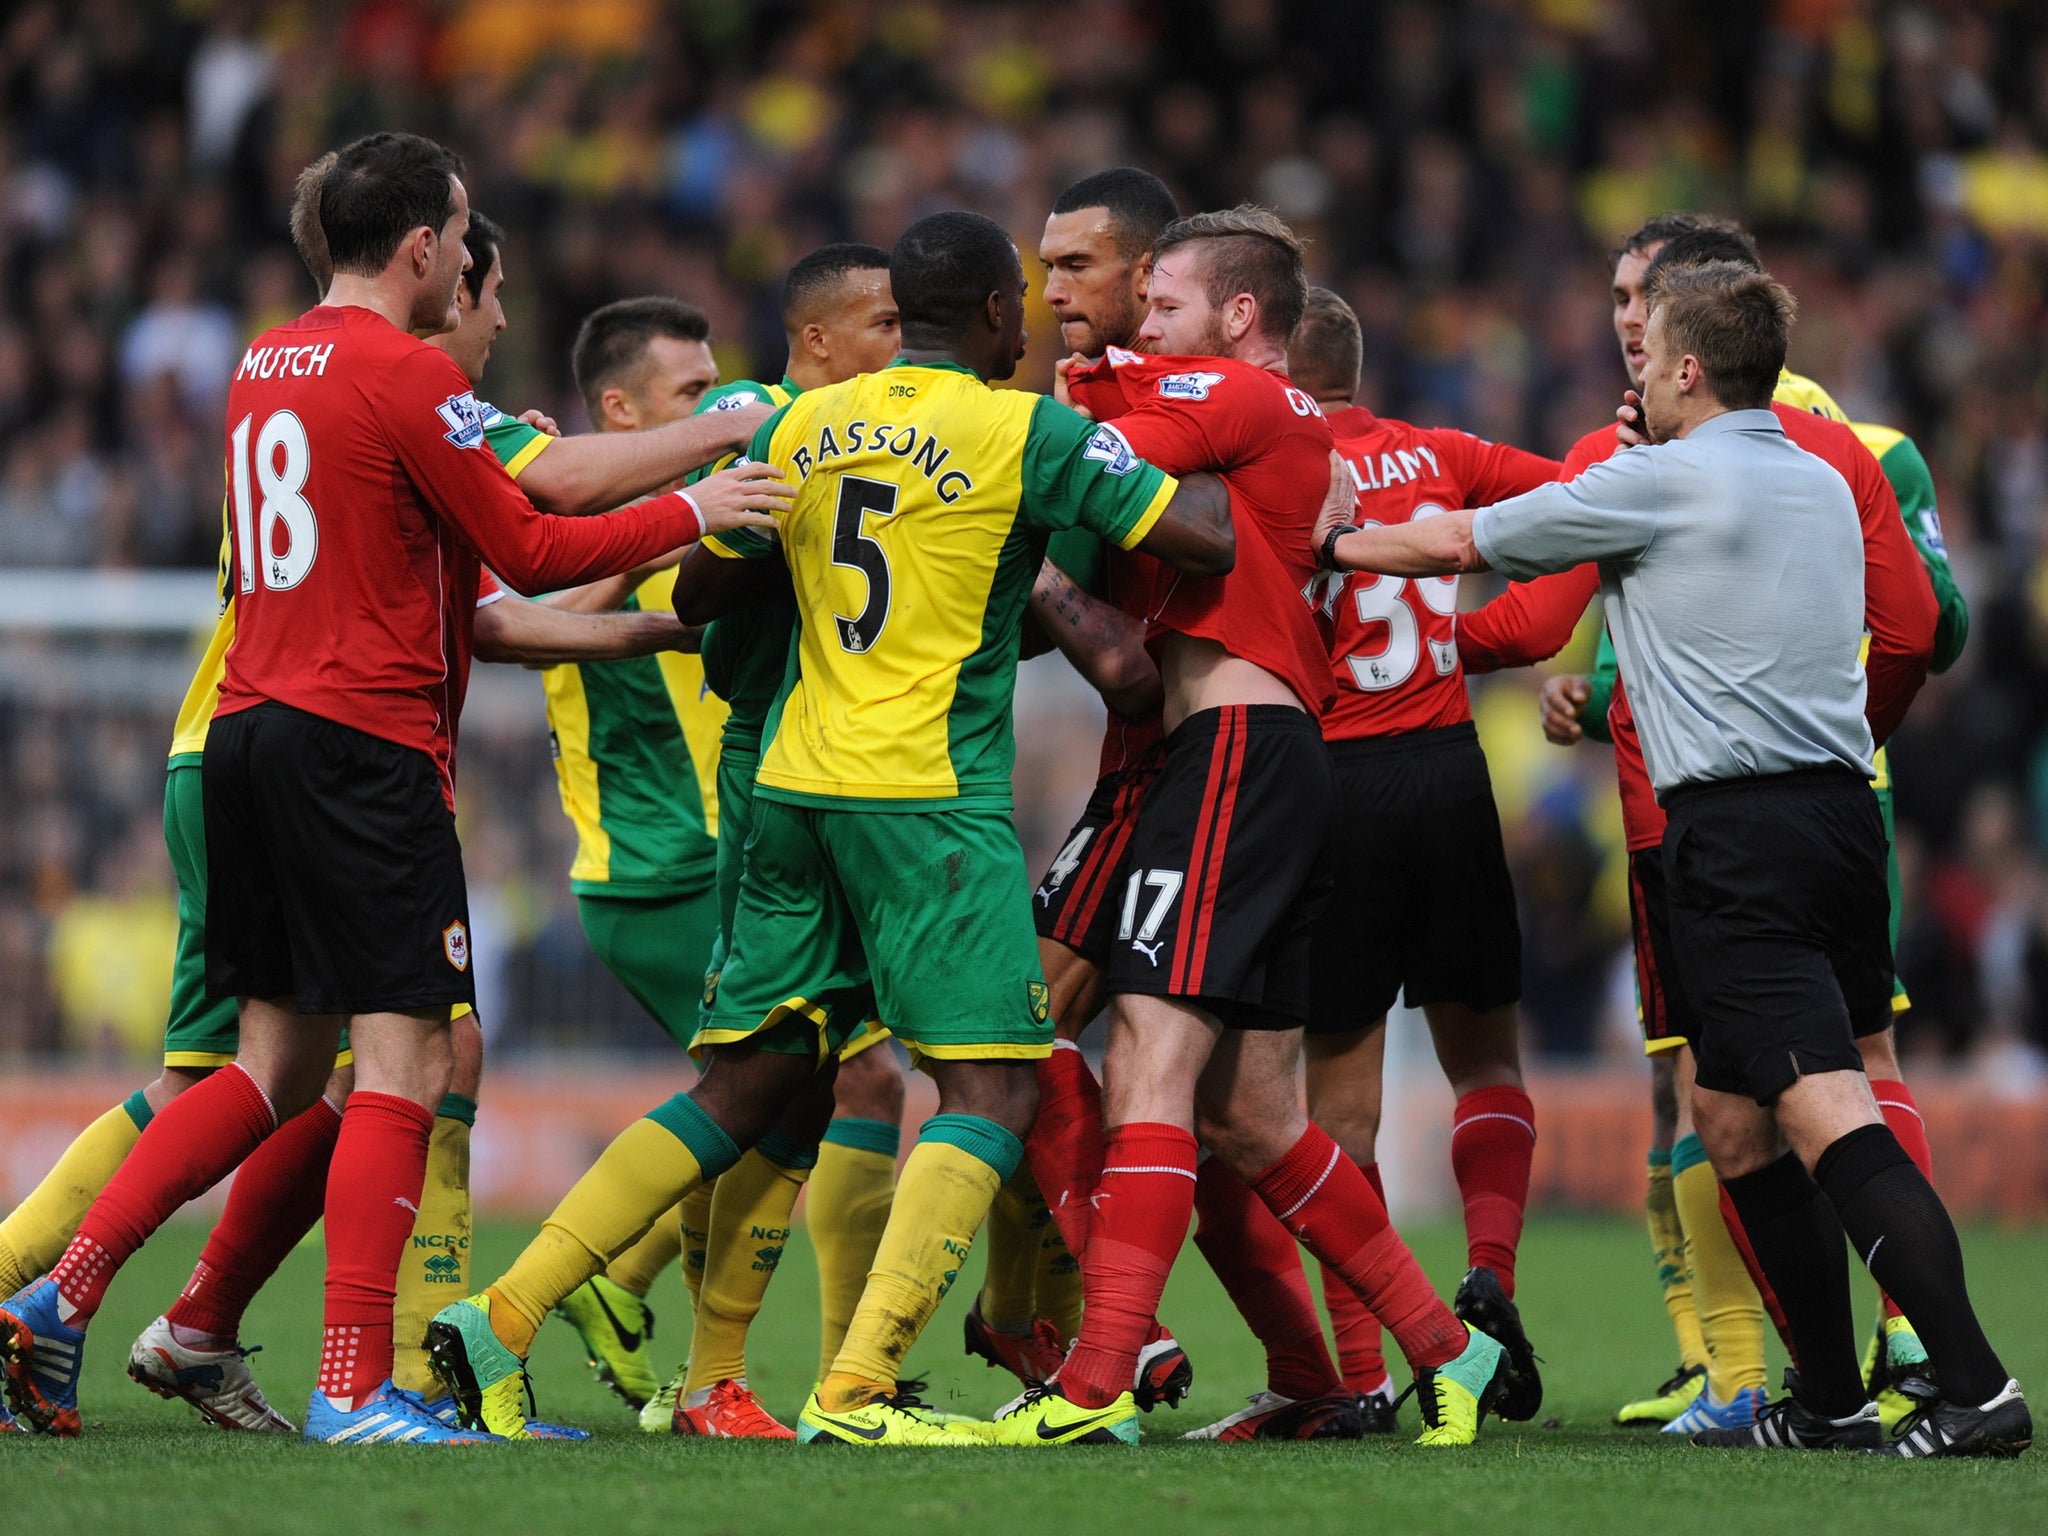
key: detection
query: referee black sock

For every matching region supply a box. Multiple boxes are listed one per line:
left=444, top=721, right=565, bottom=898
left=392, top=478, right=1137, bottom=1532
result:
left=1814, top=1122, right=2007, bottom=1406
left=1721, top=1151, right=1864, bottom=1418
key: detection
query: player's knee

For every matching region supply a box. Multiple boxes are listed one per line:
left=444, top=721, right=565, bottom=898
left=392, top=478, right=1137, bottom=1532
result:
left=832, top=1047, right=904, bottom=1124
left=930, top=1059, right=1038, bottom=1140
left=447, top=1012, right=485, bottom=1100
left=1426, top=1002, right=1523, bottom=1092
left=144, top=1066, right=210, bottom=1115
left=1857, top=1026, right=1902, bottom=1082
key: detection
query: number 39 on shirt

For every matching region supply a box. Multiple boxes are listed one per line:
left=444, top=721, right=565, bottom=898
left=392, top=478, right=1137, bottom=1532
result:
left=1320, top=506, right=1459, bottom=693
left=228, top=409, right=319, bottom=593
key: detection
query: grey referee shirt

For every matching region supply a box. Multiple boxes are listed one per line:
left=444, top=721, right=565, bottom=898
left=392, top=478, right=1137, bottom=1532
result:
left=1471, top=408, right=1874, bottom=798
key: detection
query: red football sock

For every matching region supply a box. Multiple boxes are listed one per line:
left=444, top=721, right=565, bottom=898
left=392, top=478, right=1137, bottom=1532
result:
left=1872, top=1080, right=1934, bottom=1322
left=51, top=1064, right=277, bottom=1326
left=1450, top=1085, right=1535, bottom=1298
left=1059, top=1123, right=1196, bottom=1408
left=317, top=1092, right=434, bottom=1410
left=1718, top=1180, right=1796, bottom=1362
left=1321, top=1159, right=1387, bottom=1391
left=1191, top=1157, right=1340, bottom=1400
left=1026, top=1041, right=1106, bottom=1263
left=168, top=1095, right=342, bottom=1342
left=1251, top=1125, right=1466, bottom=1373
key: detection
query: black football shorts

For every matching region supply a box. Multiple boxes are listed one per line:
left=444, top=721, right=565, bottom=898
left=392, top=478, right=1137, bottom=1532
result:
left=1662, top=767, right=1893, bottom=1104
left=204, top=701, right=475, bottom=1016
left=1102, top=705, right=1334, bottom=1029
left=1033, top=745, right=1164, bottom=965
left=1306, top=722, right=1523, bottom=1033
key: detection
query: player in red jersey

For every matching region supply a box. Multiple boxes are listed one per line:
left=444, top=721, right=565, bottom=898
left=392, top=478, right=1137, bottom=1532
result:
left=1181, top=287, right=1561, bottom=1439
left=988, top=208, right=1506, bottom=1450
left=1449, top=217, right=1936, bottom=1435
left=0, top=134, right=790, bottom=1447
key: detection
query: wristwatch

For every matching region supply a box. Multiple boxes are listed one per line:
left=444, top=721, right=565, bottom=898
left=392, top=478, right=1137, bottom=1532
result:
left=1318, top=524, right=1354, bottom=571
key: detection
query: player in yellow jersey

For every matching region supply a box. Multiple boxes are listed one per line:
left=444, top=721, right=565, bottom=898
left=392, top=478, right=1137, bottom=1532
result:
left=427, top=209, right=1234, bottom=1446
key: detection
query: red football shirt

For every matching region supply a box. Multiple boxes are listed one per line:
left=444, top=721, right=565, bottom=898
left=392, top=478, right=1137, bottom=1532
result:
left=1460, top=409, right=1936, bottom=849
left=1317, top=405, right=1557, bottom=741
left=1068, top=348, right=1337, bottom=716
left=215, top=306, right=704, bottom=803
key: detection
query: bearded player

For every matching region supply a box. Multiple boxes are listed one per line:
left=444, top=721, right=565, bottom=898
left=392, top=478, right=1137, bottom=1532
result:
left=984, top=208, right=1507, bottom=1450
left=1173, top=287, right=1561, bottom=1441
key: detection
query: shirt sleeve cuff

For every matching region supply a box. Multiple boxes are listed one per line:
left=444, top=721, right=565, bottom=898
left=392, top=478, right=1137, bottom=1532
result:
left=1115, top=472, right=1178, bottom=551
left=502, top=432, right=552, bottom=480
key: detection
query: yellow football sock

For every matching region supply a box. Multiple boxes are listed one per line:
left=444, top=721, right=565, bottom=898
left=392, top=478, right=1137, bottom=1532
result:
left=485, top=1096, right=738, bottom=1356
left=680, top=1182, right=713, bottom=1312
left=1646, top=1148, right=1708, bottom=1373
left=1672, top=1134, right=1765, bottom=1398
left=682, top=1135, right=813, bottom=1396
left=394, top=1096, right=474, bottom=1394
left=1035, top=1206, right=1084, bottom=1345
left=978, top=1167, right=1041, bottom=1332
left=820, top=1114, right=1016, bottom=1411
left=605, top=1202, right=684, bottom=1298
left=809, top=1117, right=899, bottom=1382
left=0, top=1093, right=148, bottom=1295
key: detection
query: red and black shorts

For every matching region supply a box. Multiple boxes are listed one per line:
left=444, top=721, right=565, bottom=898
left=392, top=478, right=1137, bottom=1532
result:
left=204, top=701, right=476, bottom=1017
left=1033, top=745, right=1165, bottom=965
left=1627, top=845, right=1701, bottom=1053
left=1102, top=705, right=1334, bottom=1029
left=1306, top=722, right=1522, bottom=1034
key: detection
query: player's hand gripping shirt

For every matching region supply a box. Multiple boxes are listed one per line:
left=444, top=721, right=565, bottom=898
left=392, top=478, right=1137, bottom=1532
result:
left=214, top=305, right=701, bottom=802
left=729, top=360, right=1175, bottom=808
left=1313, top=405, right=1557, bottom=740
left=170, top=391, right=554, bottom=764
left=1066, top=348, right=1337, bottom=714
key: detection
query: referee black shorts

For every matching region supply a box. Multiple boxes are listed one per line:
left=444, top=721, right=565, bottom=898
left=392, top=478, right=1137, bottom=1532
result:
left=1306, top=723, right=1523, bottom=1034
left=1661, top=767, right=1893, bottom=1105
left=203, top=701, right=476, bottom=1017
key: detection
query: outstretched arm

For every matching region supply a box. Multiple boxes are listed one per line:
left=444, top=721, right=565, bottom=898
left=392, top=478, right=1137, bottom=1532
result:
left=514, top=404, right=774, bottom=515
left=473, top=595, right=698, bottom=664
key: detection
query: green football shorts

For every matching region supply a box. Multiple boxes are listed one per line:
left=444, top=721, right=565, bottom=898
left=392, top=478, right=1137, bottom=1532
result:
left=577, top=884, right=722, bottom=1048
left=700, top=797, right=1050, bottom=1064
left=161, top=757, right=246, bottom=1066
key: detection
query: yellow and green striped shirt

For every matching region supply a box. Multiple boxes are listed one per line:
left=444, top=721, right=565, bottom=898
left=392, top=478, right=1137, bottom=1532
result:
left=718, top=360, right=1174, bottom=809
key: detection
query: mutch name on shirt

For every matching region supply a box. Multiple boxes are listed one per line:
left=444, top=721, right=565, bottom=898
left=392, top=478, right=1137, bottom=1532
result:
left=785, top=418, right=973, bottom=504
left=234, top=343, right=336, bottom=381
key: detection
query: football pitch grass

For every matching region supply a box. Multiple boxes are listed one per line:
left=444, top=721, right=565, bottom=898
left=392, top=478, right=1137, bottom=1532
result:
left=9, top=1215, right=2045, bottom=1535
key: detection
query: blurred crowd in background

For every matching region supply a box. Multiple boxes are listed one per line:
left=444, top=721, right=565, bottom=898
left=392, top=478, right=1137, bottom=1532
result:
left=4, top=0, right=2048, bottom=1076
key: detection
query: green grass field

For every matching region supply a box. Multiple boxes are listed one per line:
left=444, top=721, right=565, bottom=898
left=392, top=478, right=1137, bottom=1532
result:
left=8, top=1215, right=2045, bottom=1535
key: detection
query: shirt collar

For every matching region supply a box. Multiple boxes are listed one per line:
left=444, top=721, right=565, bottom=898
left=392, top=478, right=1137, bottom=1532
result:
left=887, top=356, right=980, bottom=378
left=1686, top=407, right=1782, bottom=440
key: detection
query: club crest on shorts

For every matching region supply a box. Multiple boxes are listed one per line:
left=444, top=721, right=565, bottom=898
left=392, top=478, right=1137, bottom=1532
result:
left=442, top=920, right=470, bottom=972
left=1028, top=980, right=1050, bottom=1023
